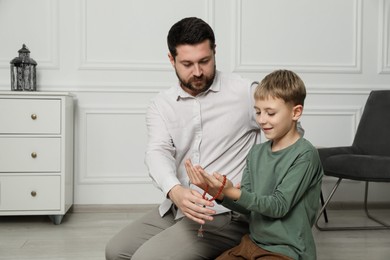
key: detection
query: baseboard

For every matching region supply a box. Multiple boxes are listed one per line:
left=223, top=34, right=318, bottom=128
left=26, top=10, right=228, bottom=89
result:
left=70, top=204, right=159, bottom=213
left=326, top=201, right=390, bottom=210
left=69, top=202, right=390, bottom=213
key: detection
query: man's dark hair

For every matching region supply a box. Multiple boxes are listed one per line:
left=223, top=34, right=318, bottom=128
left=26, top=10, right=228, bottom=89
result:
left=167, top=17, right=215, bottom=59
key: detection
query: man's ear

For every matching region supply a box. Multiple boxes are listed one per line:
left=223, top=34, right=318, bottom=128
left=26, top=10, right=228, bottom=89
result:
left=168, top=53, right=175, bottom=67
left=293, top=105, right=303, bottom=120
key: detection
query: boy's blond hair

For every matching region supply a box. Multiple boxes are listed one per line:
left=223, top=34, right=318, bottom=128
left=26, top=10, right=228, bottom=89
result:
left=254, top=70, right=306, bottom=106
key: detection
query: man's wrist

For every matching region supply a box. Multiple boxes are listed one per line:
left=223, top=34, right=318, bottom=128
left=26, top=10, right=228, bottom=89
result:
left=168, top=184, right=183, bottom=199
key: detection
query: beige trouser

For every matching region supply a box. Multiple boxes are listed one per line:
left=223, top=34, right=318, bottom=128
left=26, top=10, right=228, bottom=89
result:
left=105, top=206, right=249, bottom=260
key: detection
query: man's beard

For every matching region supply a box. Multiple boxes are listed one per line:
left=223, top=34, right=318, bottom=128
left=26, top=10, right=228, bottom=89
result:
left=176, top=65, right=216, bottom=95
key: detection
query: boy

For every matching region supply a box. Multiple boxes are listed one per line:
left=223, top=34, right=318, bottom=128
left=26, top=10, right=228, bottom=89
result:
left=186, top=69, right=323, bottom=260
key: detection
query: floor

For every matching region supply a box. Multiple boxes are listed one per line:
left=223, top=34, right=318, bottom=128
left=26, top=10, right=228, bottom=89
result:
left=0, top=206, right=389, bottom=260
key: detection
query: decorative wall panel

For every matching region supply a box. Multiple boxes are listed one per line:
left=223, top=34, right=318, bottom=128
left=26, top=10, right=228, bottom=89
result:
left=301, top=106, right=362, bottom=147
left=0, top=0, right=59, bottom=69
left=79, top=0, right=215, bottom=70
left=78, top=106, right=150, bottom=184
left=379, top=0, right=390, bottom=73
left=233, top=0, right=362, bottom=73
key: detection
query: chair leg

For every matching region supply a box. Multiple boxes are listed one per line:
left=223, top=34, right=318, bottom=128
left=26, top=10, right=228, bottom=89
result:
left=320, top=191, right=328, bottom=223
left=364, top=181, right=390, bottom=228
left=315, top=179, right=390, bottom=231
left=315, top=178, right=342, bottom=231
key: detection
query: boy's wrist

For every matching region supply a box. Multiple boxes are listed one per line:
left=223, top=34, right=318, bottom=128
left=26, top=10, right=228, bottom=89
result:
left=223, top=187, right=241, bottom=201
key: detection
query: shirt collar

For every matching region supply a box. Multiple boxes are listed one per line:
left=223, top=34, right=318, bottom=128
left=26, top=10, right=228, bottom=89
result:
left=176, top=71, right=221, bottom=101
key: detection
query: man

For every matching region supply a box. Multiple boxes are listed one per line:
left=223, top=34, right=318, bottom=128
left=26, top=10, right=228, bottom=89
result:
left=106, top=17, right=259, bottom=260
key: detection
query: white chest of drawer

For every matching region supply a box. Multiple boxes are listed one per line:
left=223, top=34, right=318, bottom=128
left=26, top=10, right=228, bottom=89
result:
left=0, top=91, right=74, bottom=224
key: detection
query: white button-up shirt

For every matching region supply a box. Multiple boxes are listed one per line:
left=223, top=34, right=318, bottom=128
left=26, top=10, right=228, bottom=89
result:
left=145, top=71, right=260, bottom=218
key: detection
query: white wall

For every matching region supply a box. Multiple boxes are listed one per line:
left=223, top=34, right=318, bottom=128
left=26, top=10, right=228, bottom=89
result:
left=0, top=0, right=389, bottom=205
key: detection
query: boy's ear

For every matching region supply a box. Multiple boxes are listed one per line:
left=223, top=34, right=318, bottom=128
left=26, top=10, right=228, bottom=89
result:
left=292, top=105, right=303, bottom=120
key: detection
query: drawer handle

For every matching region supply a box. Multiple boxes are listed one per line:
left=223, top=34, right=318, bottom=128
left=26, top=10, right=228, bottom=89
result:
left=31, top=114, right=37, bottom=120
left=31, top=191, right=37, bottom=197
left=31, top=152, right=37, bottom=158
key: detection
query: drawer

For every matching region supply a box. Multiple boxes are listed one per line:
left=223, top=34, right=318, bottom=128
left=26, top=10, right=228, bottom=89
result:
left=0, top=137, right=61, bottom=172
left=0, top=98, right=61, bottom=134
left=0, top=175, right=60, bottom=211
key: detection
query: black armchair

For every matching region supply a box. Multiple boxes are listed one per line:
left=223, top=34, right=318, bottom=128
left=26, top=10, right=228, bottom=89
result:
left=315, top=90, right=390, bottom=231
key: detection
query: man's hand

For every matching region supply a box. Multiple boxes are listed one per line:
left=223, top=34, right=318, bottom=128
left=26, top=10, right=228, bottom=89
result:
left=168, top=184, right=216, bottom=225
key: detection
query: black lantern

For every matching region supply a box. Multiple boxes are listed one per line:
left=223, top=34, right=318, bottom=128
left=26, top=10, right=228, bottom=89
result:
left=10, top=44, right=37, bottom=91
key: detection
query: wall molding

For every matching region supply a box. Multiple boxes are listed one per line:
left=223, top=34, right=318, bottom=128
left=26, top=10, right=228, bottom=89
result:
left=378, top=0, right=390, bottom=74
left=232, top=0, right=362, bottom=73
left=0, top=0, right=59, bottom=70
left=304, top=105, right=363, bottom=132
left=78, top=0, right=216, bottom=71
left=77, top=105, right=151, bottom=184
left=40, top=0, right=60, bottom=70
left=1, top=82, right=386, bottom=95
left=0, top=81, right=172, bottom=93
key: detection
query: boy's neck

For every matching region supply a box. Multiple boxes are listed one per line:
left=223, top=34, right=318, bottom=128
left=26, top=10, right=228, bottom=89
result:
left=271, top=129, right=301, bottom=152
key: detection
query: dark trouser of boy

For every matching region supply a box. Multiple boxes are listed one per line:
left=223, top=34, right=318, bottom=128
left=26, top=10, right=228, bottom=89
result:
left=217, top=234, right=293, bottom=260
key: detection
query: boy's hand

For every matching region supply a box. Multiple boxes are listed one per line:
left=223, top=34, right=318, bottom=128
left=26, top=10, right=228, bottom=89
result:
left=203, top=172, right=241, bottom=201
left=205, top=171, right=233, bottom=191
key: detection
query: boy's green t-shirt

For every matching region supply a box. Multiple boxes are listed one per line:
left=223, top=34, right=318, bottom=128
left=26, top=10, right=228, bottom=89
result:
left=221, top=137, right=324, bottom=260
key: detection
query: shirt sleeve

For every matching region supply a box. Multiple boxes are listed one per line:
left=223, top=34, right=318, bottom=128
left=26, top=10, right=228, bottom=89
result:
left=220, top=151, right=253, bottom=215
left=144, top=99, right=181, bottom=198
left=234, top=149, right=322, bottom=219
